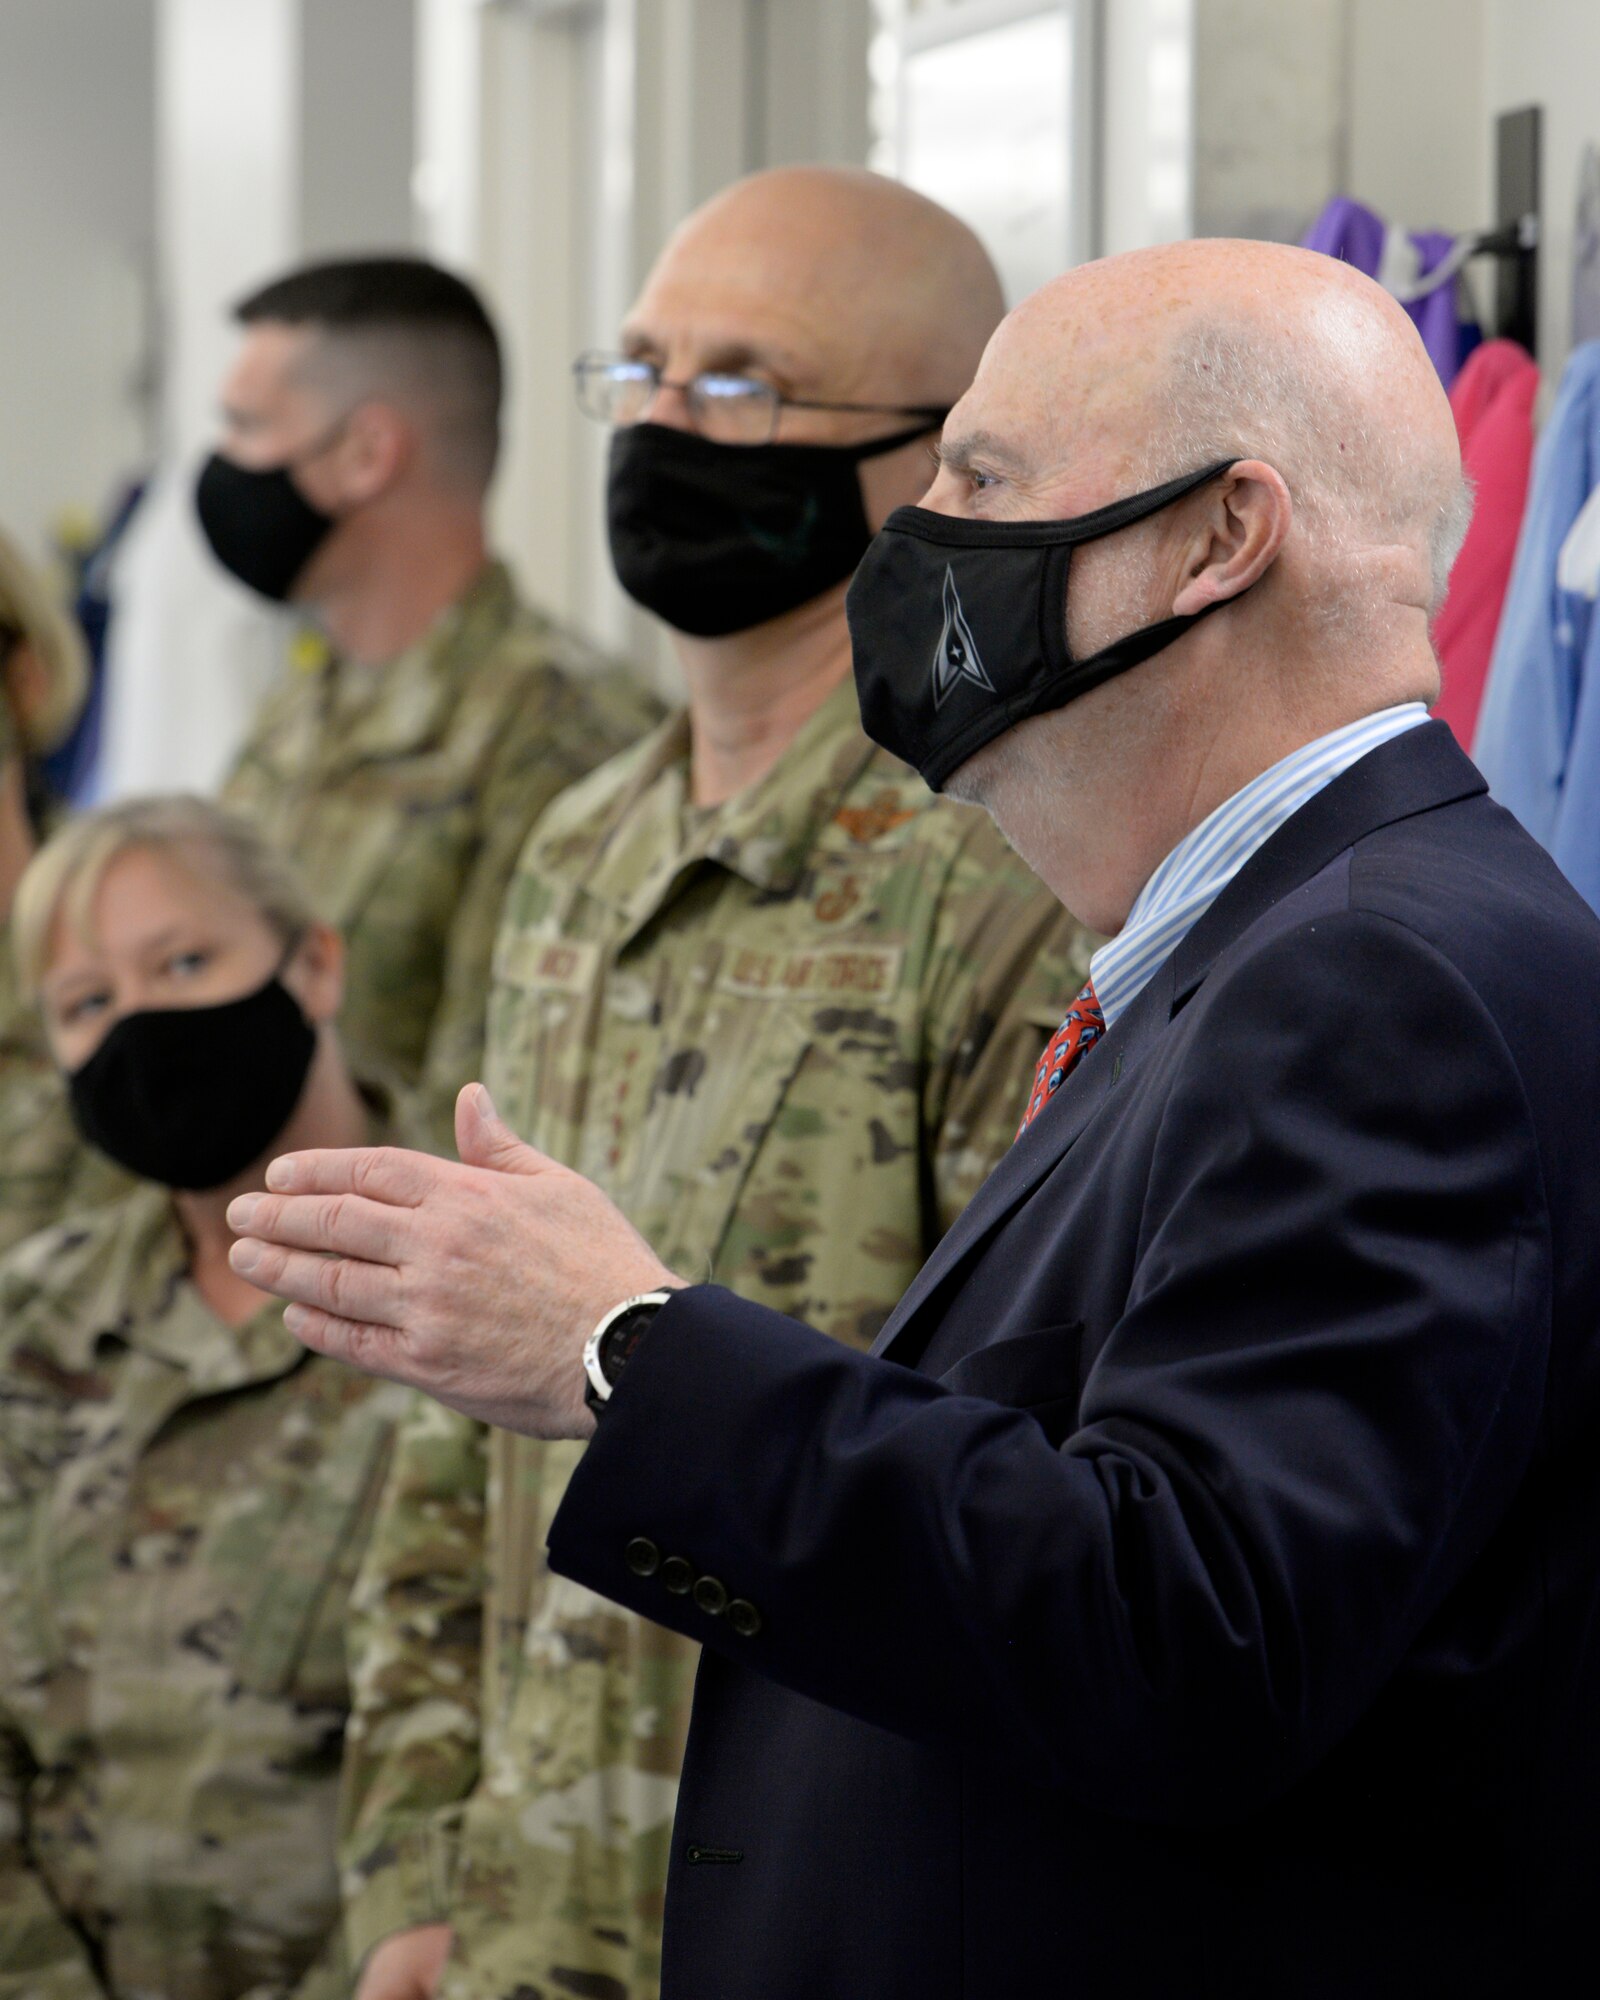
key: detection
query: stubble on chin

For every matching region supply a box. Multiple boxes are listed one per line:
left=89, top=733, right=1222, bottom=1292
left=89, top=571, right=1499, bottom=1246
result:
left=946, top=729, right=1065, bottom=889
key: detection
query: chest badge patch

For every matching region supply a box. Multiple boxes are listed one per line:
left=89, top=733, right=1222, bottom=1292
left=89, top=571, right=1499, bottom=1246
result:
left=931, top=566, right=995, bottom=709
left=834, top=791, right=917, bottom=845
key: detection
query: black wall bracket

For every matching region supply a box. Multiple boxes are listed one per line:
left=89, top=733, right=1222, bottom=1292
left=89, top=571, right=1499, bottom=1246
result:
left=1481, top=104, right=1542, bottom=352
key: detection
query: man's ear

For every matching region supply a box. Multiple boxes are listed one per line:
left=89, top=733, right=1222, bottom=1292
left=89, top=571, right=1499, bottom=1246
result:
left=332, top=402, right=412, bottom=506
left=1171, top=460, right=1292, bottom=616
left=285, top=921, right=345, bottom=1026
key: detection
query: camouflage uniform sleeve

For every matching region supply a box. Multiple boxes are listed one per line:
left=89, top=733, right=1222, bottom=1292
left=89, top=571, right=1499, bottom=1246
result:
left=283, top=1924, right=350, bottom=2000
left=417, top=671, right=655, bottom=1152
left=339, top=1393, right=489, bottom=1972
left=414, top=710, right=579, bottom=1151
left=0, top=1709, right=105, bottom=1999
left=0, top=1071, right=81, bottom=1259
left=0, top=1294, right=100, bottom=1998
left=918, top=817, right=1099, bottom=1231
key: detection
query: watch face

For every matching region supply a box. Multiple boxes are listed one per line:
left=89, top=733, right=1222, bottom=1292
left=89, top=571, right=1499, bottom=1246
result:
left=587, top=1292, right=672, bottom=1410
left=601, top=1305, right=652, bottom=1384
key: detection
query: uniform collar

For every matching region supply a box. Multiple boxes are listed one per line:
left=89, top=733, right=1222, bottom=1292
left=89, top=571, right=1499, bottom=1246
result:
left=0, top=945, right=38, bottom=1060
left=579, top=674, right=879, bottom=937
left=40, top=1078, right=403, bottom=1385
left=31, top=1187, right=299, bottom=1388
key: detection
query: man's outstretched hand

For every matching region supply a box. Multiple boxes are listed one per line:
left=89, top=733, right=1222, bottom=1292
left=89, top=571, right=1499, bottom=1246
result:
left=226, top=1084, right=681, bottom=1436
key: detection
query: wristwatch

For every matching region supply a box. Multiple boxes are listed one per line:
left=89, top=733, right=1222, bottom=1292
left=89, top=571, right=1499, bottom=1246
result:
left=583, top=1290, right=675, bottom=1414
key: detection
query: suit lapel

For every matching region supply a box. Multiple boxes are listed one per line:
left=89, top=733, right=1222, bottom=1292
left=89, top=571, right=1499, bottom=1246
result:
left=872, top=722, right=1488, bottom=1367
left=872, top=959, right=1175, bottom=1362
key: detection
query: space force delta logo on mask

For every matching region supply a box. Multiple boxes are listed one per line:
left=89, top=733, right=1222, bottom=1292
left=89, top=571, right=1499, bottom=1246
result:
left=846, top=459, right=1243, bottom=792
left=931, top=567, right=996, bottom=709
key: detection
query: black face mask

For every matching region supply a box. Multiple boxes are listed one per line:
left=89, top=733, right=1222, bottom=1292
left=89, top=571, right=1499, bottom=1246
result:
left=606, top=421, right=936, bottom=637
left=845, top=460, right=1243, bottom=792
left=68, top=966, right=318, bottom=1191
left=194, top=436, right=340, bottom=603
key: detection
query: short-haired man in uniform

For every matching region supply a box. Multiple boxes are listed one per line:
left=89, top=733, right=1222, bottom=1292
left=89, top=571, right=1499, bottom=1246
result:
left=336, top=170, right=1094, bottom=2000
left=206, top=257, right=657, bottom=1140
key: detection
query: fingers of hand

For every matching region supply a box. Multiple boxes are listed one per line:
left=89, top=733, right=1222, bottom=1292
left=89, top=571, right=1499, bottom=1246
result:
left=282, top=1302, right=407, bottom=1380
left=229, top=1238, right=398, bottom=1324
left=262, top=1143, right=438, bottom=1205
left=225, top=1190, right=402, bottom=1263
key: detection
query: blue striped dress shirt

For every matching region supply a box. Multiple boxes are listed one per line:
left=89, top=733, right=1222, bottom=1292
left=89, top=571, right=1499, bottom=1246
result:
left=1088, top=704, right=1430, bottom=1028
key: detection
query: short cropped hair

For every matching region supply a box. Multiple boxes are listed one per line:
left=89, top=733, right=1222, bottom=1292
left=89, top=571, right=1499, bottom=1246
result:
left=235, top=255, right=504, bottom=491
left=13, top=796, right=320, bottom=1004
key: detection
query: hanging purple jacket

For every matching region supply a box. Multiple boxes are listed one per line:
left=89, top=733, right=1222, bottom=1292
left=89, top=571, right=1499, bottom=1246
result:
left=1301, top=196, right=1480, bottom=387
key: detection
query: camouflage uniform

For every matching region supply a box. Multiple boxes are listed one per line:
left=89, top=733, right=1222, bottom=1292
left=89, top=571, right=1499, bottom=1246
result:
left=222, top=561, right=658, bottom=1144
left=340, top=678, right=1097, bottom=1998
left=0, top=948, right=82, bottom=1256
left=0, top=1088, right=415, bottom=2000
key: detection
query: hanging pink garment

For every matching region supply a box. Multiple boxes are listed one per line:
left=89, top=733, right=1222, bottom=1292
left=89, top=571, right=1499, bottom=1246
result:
left=1433, top=338, right=1540, bottom=749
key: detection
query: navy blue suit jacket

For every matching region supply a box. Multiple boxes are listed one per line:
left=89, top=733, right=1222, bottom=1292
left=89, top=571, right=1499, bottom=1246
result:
left=548, top=723, right=1600, bottom=1997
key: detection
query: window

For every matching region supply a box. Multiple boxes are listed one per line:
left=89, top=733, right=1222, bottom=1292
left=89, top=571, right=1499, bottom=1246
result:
left=870, top=0, right=1096, bottom=304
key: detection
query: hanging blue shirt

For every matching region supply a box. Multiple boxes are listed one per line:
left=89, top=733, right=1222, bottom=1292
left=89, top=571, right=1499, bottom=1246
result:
left=1474, top=341, right=1600, bottom=913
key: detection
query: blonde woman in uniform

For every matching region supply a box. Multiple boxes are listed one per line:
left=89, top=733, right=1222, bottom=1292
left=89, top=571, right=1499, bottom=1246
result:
left=0, top=798, right=415, bottom=2000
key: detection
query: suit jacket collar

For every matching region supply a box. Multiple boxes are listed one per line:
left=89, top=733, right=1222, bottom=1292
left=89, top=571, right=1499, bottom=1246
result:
left=1167, top=718, right=1484, bottom=1007
left=872, top=721, right=1487, bottom=1365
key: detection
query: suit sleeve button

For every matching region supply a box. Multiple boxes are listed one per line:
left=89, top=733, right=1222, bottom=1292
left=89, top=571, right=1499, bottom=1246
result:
left=625, top=1538, right=661, bottom=1578
left=727, top=1599, right=763, bottom=1638
left=692, top=1575, right=728, bottom=1616
left=660, top=1555, right=695, bottom=1595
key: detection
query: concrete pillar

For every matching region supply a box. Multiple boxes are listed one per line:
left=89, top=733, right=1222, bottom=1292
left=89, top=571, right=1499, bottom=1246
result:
left=0, top=0, right=157, bottom=566
left=101, top=0, right=417, bottom=800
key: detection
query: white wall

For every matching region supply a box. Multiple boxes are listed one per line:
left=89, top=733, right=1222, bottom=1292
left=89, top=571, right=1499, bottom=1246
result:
left=0, top=0, right=156, bottom=563
left=1192, top=0, right=1346, bottom=242
left=1102, top=0, right=1194, bottom=254
left=1345, top=0, right=1487, bottom=239
left=1484, top=0, right=1600, bottom=377
left=1191, top=0, right=1481, bottom=248
left=301, top=0, right=416, bottom=257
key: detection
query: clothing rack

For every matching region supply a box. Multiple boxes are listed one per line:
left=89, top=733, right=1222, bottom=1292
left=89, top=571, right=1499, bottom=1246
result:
left=1373, top=110, right=1541, bottom=352
left=1465, top=214, right=1540, bottom=263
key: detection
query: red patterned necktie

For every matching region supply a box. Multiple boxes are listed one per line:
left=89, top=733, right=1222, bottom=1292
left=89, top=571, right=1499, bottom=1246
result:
left=1016, top=978, right=1106, bottom=1137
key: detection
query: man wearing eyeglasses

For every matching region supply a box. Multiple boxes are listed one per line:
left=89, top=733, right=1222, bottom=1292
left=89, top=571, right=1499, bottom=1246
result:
left=336, top=167, right=1093, bottom=2000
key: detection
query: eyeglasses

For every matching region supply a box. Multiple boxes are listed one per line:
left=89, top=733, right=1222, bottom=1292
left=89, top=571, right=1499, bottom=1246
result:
left=572, top=352, right=948, bottom=448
